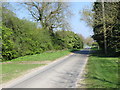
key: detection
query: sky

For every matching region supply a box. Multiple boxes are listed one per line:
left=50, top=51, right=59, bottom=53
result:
left=10, top=2, right=94, bottom=39
left=70, top=2, right=93, bottom=38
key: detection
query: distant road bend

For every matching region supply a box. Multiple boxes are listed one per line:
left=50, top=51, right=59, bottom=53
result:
left=5, top=49, right=90, bottom=88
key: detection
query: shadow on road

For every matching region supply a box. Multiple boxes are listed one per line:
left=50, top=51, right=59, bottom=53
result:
left=70, top=48, right=91, bottom=55
left=72, top=48, right=119, bottom=57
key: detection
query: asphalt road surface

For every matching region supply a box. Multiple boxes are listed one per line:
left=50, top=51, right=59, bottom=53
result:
left=6, top=49, right=90, bottom=88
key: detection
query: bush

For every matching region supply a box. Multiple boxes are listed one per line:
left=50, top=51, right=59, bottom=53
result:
left=2, top=26, right=14, bottom=60
left=2, top=7, right=83, bottom=61
left=54, top=30, right=83, bottom=49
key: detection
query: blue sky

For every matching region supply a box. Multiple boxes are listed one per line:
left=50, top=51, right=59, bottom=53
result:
left=10, top=2, right=93, bottom=38
left=70, top=2, right=93, bottom=38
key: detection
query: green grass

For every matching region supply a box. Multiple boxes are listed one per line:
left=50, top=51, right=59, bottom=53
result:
left=2, top=63, right=43, bottom=83
left=9, top=50, right=71, bottom=62
left=0, top=64, right=2, bottom=84
left=82, top=50, right=119, bottom=88
left=1, top=50, right=72, bottom=83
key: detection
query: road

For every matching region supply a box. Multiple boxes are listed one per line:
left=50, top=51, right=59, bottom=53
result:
left=5, top=49, right=90, bottom=88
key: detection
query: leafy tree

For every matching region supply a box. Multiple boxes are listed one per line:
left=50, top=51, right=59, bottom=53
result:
left=2, top=6, right=54, bottom=60
left=2, top=3, right=84, bottom=61
left=93, top=2, right=120, bottom=54
left=2, top=26, right=14, bottom=60
left=80, top=2, right=120, bottom=55
left=55, top=30, right=83, bottom=49
left=84, top=37, right=94, bottom=46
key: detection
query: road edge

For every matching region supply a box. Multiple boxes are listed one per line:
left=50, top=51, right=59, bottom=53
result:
left=1, top=52, right=74, bottom=88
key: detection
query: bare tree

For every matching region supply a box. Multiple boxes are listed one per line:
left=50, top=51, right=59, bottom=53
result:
left=80, top=6, right=94, bottom=27
left=22, top=1, right=71, bottom=33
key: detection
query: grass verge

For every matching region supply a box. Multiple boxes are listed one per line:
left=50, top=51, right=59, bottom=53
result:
left=2, top=64, right=44, bottom=84
left=1, top=49, right=74, bottom=83
left=80, top=49, right=119, bottom=88
left=7, top=50, right=71, bottom=62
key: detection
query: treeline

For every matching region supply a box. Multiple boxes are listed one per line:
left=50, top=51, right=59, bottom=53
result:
left=2, top=6, right=83, bottom=61
left=92, top=2, right=120, bottom=55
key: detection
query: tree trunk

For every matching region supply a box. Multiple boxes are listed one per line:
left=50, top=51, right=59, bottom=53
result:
left=102, top=0, right=107, bottom=54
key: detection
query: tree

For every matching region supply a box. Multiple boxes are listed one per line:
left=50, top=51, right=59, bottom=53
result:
left=80, top=6, right=94, bottom=27
left=22, top=2, right=71, bottom=34
left=93, top=2, right=120, bottom=54
left=1, top=3, right=83, bottom=61
left=84, top=37, right=94, bottom=46
left=2, top=6, right=54, bottom=60
left=102, top=0, right=107, bottom=54
left=55, top=30, right=83, bottom=50
left=80, top=2, right=120, bottom=55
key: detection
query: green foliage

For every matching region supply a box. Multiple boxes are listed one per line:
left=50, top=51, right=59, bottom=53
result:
left=2, top=26, right=14, bottom=60
left=2, top=7, right=83, bottom=61
left=92, top=2, right=120, bottom=55
left=92, top=42, right=99, bottom=48
left=2, top=7, right=54, bottom=61
left=2, top=23, right=54, bottom=61
left=54, top=30, right=83, bottom=50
